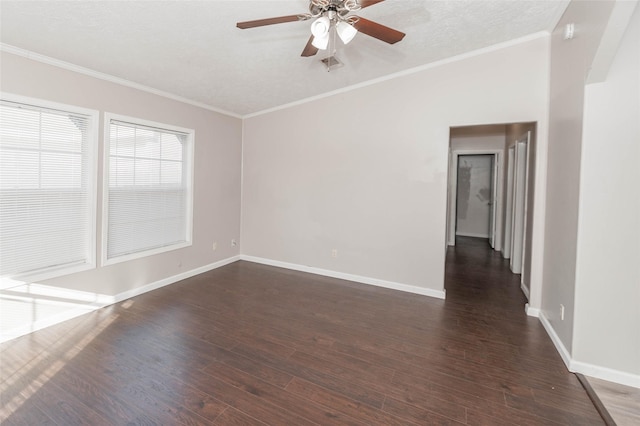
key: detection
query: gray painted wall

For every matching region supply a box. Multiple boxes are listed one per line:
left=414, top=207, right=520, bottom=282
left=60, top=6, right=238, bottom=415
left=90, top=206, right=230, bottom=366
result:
left=0, top=52, right=243, bottom=297
left=241, top=36, right=550, bottom=293
left=543, top=0, right=615, bottom=354
left=574, top=4, right=640, bottom=381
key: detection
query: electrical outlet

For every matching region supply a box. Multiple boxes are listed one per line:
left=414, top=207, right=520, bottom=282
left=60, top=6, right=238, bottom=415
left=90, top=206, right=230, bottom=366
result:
left=560, top=304, right=565, bottom=321
left=231, top=239, right=237, bottom=247
left=331, top=249, right=338, bottom=258
left=212, top=242, right=217, bottom=251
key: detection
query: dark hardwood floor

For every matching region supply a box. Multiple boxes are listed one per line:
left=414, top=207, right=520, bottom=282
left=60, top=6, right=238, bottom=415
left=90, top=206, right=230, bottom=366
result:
left=1, top=237, right=604, bottom=425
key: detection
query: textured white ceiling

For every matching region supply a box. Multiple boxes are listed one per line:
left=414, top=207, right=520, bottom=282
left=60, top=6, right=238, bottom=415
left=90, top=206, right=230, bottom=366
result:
left=0, top=0, right=568, bottom=116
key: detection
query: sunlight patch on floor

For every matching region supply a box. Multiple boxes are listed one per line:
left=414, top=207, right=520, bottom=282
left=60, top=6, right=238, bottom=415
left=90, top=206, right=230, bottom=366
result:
left=0, top=280, right=115, bottom=342
left=0, top=310, right=119, bottom=421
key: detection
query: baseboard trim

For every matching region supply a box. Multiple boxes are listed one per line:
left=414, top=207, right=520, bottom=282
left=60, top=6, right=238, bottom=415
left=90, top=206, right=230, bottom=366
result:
left=455, top=232, right=489, bottom=239
left=571, top=360, right=640, bottom=389
left=520, top=282, right=531, bottom=300
left=537, top=311, right=640, bottom=389
left=0, top=256, right=241, bottom=343
left=524, top=303, right=540, bottom=317
left=240, top=255, right=446, bottom=300
left=539, top=311, right=572, bottom=369
left=110, top=255, right=241, bottom=305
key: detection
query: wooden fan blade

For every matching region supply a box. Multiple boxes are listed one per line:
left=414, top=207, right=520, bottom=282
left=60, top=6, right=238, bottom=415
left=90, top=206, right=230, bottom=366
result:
left=359, top=0, right=386, bottom=8
left=237, top=15, right=305, bottom=29
left=301, top=36, right=319, bottom=57
left=353, top=17, right=405, bottom=44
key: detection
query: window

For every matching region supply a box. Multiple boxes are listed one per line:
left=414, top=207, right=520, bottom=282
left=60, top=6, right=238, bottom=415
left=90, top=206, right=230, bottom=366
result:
left=103, top=114, right=193, bottom=264
left=0, top=95, right=98, bottom=283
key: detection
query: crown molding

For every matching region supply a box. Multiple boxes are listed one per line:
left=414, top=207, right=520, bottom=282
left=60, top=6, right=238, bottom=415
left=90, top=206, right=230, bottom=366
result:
left=2, top=31, right=550, bottom=120
left=244, top=31, right=551, bottom=118
left=0, top=43, right=242, bottom=119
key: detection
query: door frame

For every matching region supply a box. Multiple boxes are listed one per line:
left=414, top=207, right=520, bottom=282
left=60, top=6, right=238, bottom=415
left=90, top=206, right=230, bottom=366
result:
left=447, top=149, right=503, bottom=248
left=503, top=146, right=515, bottom=259
left=509, top=138, right=528, bottom=274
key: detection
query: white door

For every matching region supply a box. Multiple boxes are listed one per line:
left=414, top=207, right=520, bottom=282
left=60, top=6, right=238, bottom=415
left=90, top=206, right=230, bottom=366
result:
left=489, top=155, right=498, bottom=249
left=520, top=132, right=532, bottom=285
left=446, top=149, right=454, bottom=246
left=510, top=139, right=528, bottom=274
left=503, top=147, right=515, bottom=259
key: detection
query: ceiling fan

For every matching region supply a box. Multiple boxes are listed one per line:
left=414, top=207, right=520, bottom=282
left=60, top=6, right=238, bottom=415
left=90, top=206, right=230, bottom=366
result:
left=236, top=0, right=405, bottom=66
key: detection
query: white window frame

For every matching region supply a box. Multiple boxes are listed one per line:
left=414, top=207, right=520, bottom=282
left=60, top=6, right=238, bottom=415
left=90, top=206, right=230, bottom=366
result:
left=0, top=93, right=99, bottom=286
left=102, top=113, right=194, bottom=266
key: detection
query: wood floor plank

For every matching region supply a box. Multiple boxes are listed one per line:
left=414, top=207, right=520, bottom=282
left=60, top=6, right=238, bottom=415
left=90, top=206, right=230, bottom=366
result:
left=286, top=377, right=421, bottom=426
left=176, top=366, right=318, bottom=426
left=586, top=376, right=640, bottom=426
left=48, top=354, right=197, bottom=425
left=288, top=350, right=395, bottom=393
left=1, top=237, right=605, bottom=425
left=204, top=361, right=366, bottom=425
left=73, top=342, right=229, bottom=424
left=390, top=369, right=507, bottom=408
left=0, top=391, right=57, bottom=425
left=306, top=345, right=397, bottom=384
left=230, top=341, right=387, bottom=409
left=465, top=407, right=563, bottom=426
left=203, top=349, right=295, bottom=389
left=385, top=377, right=469, bottom=422
left=3, top=369, right=113, bottom=426
left=212, top=406, right=267, bottom=425
left=505, top=392, right=603, bottom=425
left=382, top=396, right=467, bottom=425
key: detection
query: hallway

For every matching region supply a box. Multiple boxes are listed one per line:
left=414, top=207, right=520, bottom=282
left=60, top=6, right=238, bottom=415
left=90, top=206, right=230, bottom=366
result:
left=1, top=238, right=604, bottom=424
left=446, top=236, right=528, bottom=312
left=443, top=237, right=604, bottom=424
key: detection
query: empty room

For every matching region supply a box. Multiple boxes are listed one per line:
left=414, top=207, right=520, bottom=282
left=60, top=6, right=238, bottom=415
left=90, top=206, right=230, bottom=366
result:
left=1, top=0, right=638, bottom=424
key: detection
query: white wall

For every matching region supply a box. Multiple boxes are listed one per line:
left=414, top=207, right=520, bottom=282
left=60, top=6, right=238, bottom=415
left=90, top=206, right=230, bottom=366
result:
left=574, top=3, right=640, bottom=386
left=543, top=0, right=615, bottom=354
left=0, top=52, right=243, bottom=340
left=241, top=36, right=550, bottom=296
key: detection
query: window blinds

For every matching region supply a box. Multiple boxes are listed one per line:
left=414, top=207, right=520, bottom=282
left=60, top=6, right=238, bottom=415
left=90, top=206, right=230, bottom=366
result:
left=0, top=100, right=95, bottom=279
left=105, top=119, right=191, bottom=261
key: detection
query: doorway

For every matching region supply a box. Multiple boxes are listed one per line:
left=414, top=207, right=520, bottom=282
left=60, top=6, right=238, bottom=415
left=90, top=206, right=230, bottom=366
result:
left=455, top=155, right=493, bottom=239
left=447, top=149, right=503, bottom=249
left=446, top=124, right=537, bottom=304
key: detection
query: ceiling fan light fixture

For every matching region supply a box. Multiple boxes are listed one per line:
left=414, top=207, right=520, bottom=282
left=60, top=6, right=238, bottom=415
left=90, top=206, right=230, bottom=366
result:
left=312, top=34, right=330, bottom=49
left=336, top=21, right=357, bottom=44
left=311, top=16, right=331, bottom=38
left=344, top=0, right=361, bottom=12
left=236, top=0, right=407, bottom=67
